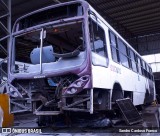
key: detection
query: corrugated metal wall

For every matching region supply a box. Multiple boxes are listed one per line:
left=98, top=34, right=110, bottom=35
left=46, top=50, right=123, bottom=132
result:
left=138, top=34, right=160, bottom=55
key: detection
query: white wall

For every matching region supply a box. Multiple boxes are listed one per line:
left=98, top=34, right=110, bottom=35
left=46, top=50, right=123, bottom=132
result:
left=142, top=53, right=160, bottom=73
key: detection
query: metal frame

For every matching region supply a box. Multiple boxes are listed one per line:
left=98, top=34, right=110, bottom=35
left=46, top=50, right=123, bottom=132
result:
left=0, top=0, right=11, bottom=49
left=0, top=0, right=11, bottom=85
left=31, top=90, right=93, bottom=115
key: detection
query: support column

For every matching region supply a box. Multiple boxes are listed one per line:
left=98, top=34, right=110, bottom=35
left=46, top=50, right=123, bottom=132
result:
left=0, top=0, right=11, bottom=85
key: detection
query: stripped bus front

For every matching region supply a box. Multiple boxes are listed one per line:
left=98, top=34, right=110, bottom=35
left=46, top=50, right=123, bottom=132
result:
left=5, top=0, right=155, bottom=124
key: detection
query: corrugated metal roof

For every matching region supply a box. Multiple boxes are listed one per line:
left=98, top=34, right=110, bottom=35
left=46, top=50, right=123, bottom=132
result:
left=87, top=0, right=160, bottom=37
left=1, top=0, right=160, bottom=39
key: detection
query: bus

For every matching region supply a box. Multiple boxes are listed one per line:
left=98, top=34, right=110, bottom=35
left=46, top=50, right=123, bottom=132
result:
left=6, top=0, right=155, bottom=124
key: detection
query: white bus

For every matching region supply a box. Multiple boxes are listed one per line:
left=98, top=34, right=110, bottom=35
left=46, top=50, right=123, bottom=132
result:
left=89, top=6, right=155, bottom=107
left=6, top=0, right=155, bottom=124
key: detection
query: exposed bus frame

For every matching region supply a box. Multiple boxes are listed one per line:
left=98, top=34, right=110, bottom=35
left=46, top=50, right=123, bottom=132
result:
left=5, top=0, right=156, bottom=121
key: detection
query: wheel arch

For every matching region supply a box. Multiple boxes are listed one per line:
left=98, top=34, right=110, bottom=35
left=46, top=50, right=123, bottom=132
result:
left=111, top=82, right=123, bottom=102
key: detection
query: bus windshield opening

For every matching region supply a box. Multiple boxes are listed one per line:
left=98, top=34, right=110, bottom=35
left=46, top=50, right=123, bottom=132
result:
left=12, top=21, right=85, bottom=74
left=15, top=3, right=83, bottom=31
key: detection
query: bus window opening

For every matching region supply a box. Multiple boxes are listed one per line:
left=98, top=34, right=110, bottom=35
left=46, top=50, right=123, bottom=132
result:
left=13, top=22, right=85, bottom=73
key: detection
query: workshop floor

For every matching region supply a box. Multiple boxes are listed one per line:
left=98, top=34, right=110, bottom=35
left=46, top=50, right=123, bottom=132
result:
left=0, top=113, right=159, bottom=136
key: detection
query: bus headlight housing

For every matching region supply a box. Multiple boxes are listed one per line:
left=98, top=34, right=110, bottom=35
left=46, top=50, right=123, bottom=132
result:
left=64, top=75, right=90, bottom=95
left=6, top=84, right=22, bottom=98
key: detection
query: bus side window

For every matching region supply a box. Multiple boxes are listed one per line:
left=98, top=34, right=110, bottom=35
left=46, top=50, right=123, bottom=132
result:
left=150, top=68, right=154, bottom=81
left=90, top=20, right=106, bottom=57
left=117, top=39, right=129, bottom=68
left=129, top=49, right=137, bottom=72
left=145, top=63, right=148, bottom=78
left=140, top=59, right=144, bottom=75
left=135, top=54, right=139, bottom=73
left=146, top=65, right=149, bottom=78
left=137, top=57, right=142, bottom=75
left=142, top=60, right=146, bottom=76
left=109, top=31, right=119, bottom=62
left=149, top=67, right=153, bottom=80
left=142, top=61, right=147, bottom=77
left=147, top=66, right=152, bottom=80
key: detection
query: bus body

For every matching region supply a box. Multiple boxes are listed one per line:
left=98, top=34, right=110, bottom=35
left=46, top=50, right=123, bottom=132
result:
left=6, top=0, right=155, bottom=117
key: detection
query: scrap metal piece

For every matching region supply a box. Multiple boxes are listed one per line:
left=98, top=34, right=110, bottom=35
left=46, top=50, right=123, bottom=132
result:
left=116, top=98, right=143, bottom=125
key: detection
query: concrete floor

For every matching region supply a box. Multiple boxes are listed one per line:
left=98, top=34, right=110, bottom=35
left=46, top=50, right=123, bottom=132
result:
left=0, top=113, right=160, bottom=136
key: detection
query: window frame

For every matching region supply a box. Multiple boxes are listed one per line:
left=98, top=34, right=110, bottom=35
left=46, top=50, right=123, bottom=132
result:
left=109, top=30, right=120, bottom=63
left=129, top=48, right=138, bottom=72
left=108, top=30, right=153, bottom=80
left=117, top=38, right=130, bottom=68
left=89, top=18, right=108, bottom=67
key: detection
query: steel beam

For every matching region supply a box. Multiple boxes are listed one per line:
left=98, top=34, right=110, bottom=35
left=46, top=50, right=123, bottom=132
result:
left=0, top=0, right=11, bottom=85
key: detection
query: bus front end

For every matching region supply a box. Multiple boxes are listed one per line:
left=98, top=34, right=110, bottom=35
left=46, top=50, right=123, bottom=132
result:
left=6, top=1, right=94, bottom=118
